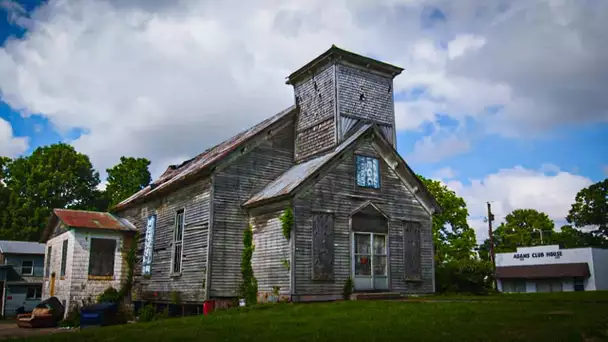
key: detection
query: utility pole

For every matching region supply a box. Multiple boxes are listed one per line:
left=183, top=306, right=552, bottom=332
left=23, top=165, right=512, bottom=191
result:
left=487, top=202, right=497, bottom=290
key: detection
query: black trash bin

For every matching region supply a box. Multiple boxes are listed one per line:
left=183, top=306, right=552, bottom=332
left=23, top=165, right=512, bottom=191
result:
left=80, top=303, right=119, bottom=329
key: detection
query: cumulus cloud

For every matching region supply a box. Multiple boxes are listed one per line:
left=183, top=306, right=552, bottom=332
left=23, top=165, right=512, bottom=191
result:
left=431, top=166, right=457, bottom=180
left=444, top=166, right=592, bottom=242
left=0, top=0, right=605, bottom=175
left=409, top=134, right=471, bottom=163
left=0, top=118, right=28, bottom=157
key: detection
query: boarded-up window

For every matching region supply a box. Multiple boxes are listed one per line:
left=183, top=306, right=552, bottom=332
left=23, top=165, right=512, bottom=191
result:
left=142, top=214, right=156, bottom=276
left=312, top=213, right=334, bottom=281
left=404, top=221, right=421, bottom=281
left=88, top=238, right=116, bottom=276
left=45, top=246, right=52, bottom=277
left=355, top=155, right=380, bottom=189
left=172, top=210, right=185, bottom=274
left=60, top=240, right=68, bottom=277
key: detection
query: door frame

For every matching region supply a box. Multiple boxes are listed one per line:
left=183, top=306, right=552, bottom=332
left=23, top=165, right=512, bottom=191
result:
left=351, top=231, right=390, bottom=291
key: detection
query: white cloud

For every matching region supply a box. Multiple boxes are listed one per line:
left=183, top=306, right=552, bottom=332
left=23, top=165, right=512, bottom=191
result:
left=0, top=0, right=606, bottom=173
left=0, top=118, right=28, bottom=157
left=445, top=165, right=592, bottom=242
left=432, top=166, right=457, bottom=180
left=448, top=34, right=486, bottom=60
left=409, top=134, right=470, bottom=163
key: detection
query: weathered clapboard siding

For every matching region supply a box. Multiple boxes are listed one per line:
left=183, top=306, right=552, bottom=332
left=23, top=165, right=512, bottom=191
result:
left=118, top=178, right=211, bottom=303
left=293, top=63, right=336, bottom=161
left=293, top=141, right=433, bottom=297
left=210, top=123, right=294, bottom=298
left=250, top=210, right=291, bottom=301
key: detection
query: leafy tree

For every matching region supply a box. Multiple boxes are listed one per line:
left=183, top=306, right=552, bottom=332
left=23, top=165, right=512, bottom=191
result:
left=105, top=157, right=151, bottom=209
left=553, top=225, right=608, bottom=248
left=2, top=143, right=100, bottom=241
left=566, top=179, right=608, bottom=237
left=0, top=157, right=12, bottom=235
left=480, top=209, right=555, bottom=259
left=418, top=175, right=477, bottom=263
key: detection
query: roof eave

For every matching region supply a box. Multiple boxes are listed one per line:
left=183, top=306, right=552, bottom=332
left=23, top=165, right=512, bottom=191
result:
left=286, top=45, right=404, bottom=85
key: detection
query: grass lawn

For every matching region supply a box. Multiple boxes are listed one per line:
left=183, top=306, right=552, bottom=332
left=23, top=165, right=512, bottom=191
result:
left=10, top=292, right=608, bottom=342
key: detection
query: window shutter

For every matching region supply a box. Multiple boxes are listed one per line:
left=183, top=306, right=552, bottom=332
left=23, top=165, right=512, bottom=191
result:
left=312, top=213, right=334, bottom=281
left=404, top=221, right=421, bottom=281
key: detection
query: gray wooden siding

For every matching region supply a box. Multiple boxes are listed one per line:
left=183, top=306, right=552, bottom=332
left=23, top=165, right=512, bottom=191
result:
left=118, top=178, right=211, bottom=303
left=337, top=63, right=394, bottom=125
left=210, top=123, right=294, bottom=298
left=293, top=63, right=336, bottom=161
left=293, top=142, right=433, bottom=296
left=295, top=117, right=335, bottom=161
left=251, top=210, right=290, bottom=300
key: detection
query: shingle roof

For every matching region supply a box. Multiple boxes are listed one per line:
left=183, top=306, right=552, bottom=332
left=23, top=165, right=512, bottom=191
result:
left=113, top=105, right=297, bottom=211
left=244, top=124, right=372, bottom=207
left=0, top=240, right=46, bottom=255
left=53, top=209, right=136, bottom=232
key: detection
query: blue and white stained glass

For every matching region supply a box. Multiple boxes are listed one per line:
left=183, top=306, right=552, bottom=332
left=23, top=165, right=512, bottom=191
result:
left=142, top=215, right=156, bottom=276
left=356, top=155, right=380, bottom=189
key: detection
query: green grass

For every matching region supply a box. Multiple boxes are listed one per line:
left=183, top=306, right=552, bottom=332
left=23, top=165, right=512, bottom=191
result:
left=11, top=292, right=608, bottom=342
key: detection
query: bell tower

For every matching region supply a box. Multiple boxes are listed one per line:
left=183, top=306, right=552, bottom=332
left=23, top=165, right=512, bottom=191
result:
left=286, top=45, right=403, bottom=162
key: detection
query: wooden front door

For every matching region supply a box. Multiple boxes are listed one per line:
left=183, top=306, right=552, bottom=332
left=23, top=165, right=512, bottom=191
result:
left=352, top=232, right=388, bottom=291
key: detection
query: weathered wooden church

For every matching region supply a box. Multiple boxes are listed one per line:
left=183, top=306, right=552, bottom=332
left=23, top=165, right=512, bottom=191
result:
left=43, top=46, right=440, bottom=310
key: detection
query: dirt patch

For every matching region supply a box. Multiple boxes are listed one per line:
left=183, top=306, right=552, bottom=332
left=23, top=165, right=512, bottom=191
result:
left=0, top=322, right=65, bottom=340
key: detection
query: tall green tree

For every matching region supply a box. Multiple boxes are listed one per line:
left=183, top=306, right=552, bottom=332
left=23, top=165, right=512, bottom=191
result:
left=566, top=179, right=608, bottom=237
left=553, top=225, right=608, bottom=248
left=0, top=157, right=12, bottom=235
left=2, top=143, right=100, bottom=241
left=418, top=175, right=477, bottom=263
left=486, top=209, right=555, bottom=256
left=105, top=157, right=151, bottom=209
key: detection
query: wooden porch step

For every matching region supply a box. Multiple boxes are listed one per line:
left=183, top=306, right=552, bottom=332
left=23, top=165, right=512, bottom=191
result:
left=351, top=292, right=404, bottom=300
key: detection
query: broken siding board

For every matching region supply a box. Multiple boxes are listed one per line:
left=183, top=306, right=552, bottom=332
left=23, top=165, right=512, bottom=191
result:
left=117, top=177, right=211, bottom=303
left=251, top=211, right=291, bottom=300
left=210, top=123, right=295, bottom=298
left=293, top=141, right=433, bottom=296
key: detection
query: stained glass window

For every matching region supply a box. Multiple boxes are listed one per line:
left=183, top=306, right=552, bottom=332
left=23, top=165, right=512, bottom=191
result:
left=356, top=155, right=380, bottom=189
left=142, top=214, right=156, bottom=276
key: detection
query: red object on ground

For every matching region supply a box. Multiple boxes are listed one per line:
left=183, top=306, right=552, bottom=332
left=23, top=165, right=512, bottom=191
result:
left=203, top=300, right=214, bottom=315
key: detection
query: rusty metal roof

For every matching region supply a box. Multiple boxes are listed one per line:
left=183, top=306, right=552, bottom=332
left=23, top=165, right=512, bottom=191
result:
left=496, top=263, right=590, bottom=279
left=114, top=105, right=297, bottom=211
left=53, top=209, right=136, bottom=232
left=244, top=123, right=372, bottom=207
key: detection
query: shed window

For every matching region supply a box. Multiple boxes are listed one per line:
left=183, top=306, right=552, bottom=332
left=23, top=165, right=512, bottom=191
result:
left=355, top=155, right=380, bottom=189
left=21, top=261, right=34, bottom=275
left=88, top=238, right=116, bottom=277
left=60, top=240, right=68, bottom=277
left=172, top=210, right=185, bottom=274
left=26, top=286, right=42, bottom=300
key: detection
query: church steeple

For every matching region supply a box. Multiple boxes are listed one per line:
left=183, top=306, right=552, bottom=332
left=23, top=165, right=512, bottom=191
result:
left=287, top=46, right=403, bottom=162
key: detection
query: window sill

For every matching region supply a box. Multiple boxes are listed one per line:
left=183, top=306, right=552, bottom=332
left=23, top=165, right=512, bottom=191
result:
left=170, top=273, right=182, bottom=278
left=88, top=275, right=115, bottom=281
left=60, top=276, right=65, bottom=280
left=405, top=277, right=423, bottom=283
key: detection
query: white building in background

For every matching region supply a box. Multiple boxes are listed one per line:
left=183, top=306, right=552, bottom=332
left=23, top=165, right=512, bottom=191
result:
left=495, top=245, right=608, bottom=293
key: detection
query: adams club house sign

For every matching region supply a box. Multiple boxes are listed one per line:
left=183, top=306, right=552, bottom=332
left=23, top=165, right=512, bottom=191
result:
left=513, top=251, right=563, bottom=261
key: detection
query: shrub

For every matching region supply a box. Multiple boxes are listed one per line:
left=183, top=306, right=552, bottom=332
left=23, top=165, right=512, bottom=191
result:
left=435, top=258, right=494, bottom=295
left=97, top=286, right=122, bottom=303
left=240, top=225, right=258, bottom=306
left=280, top=207, right=294, bottom=240
left=59, top=304, right=81, bottom=328
left=343, top=277, right=354, bottom=300
left=138, top=304, right=156, bottom=323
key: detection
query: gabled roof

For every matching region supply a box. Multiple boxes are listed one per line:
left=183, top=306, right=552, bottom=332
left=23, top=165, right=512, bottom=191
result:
left=0, top=240, right=45, bottom=255
left=113, top=105, right=297, bottom=211
left=244, top=124, right=441, bottom=215
left=243, top=124, right=372, bottom=207
left=44, top=209, right=137, bottom=241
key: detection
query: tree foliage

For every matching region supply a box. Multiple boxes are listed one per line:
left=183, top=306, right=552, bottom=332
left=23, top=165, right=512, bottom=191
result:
left=566, top=179, right=608, bottom=237
left=418, top=175, right=477, bottom=263
left=435, top=258, right=494, bottom=294
left=105, top=157, right=151, bottom=209
left=492, top=209, right=555, bottom=253
left=1, top=144, right=100, bottom=241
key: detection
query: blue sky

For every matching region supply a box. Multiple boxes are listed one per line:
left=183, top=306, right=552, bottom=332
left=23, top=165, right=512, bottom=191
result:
left=0, top=0, right=606, bottom=242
